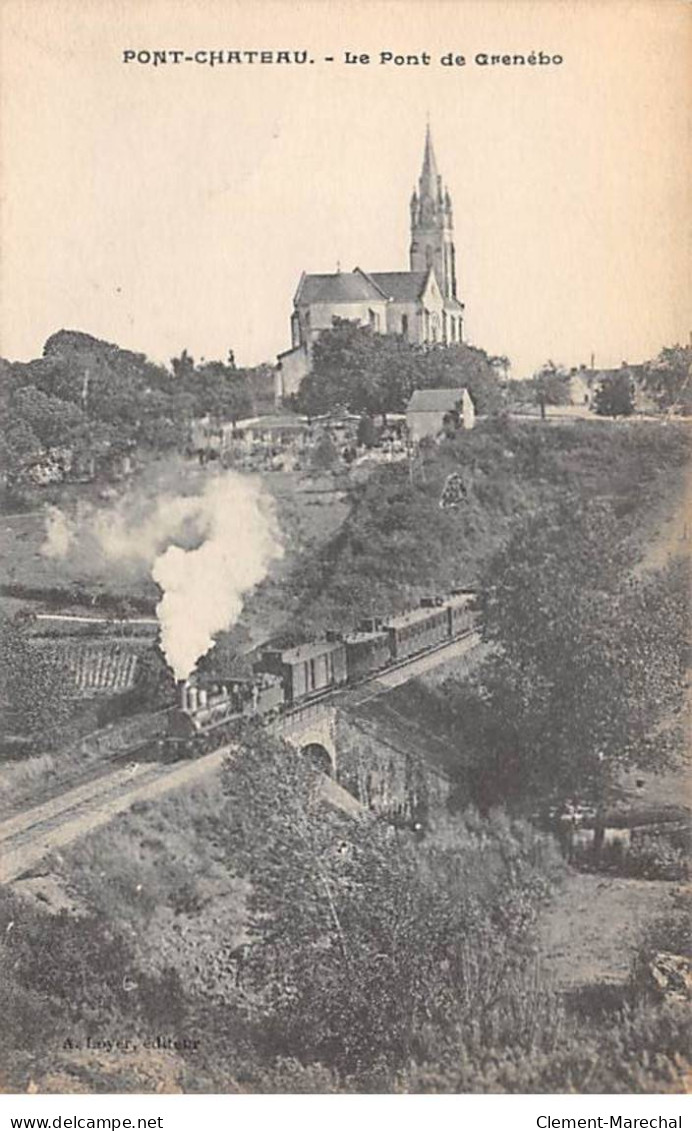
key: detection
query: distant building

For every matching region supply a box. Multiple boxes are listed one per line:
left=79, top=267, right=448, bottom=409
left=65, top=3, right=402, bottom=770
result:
left=221, top=414, right=311, bottom=453
left=190, top=413, right=313, bottom=465
left=406, top=387, right=475, bottom=442
left=567, top=362, right=658, bottom=414
left=567, top=367, right=596, bottom=407
left=190, top=415, right=223, bottom=456
left=277, top=126, right=466, bottom=400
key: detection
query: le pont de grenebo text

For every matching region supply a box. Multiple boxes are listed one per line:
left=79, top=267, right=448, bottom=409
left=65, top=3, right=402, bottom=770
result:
left=122, top=48, right=564, bottom=68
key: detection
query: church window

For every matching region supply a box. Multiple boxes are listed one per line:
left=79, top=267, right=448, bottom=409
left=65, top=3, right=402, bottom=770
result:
left=401, top=314, right=408, bottom=336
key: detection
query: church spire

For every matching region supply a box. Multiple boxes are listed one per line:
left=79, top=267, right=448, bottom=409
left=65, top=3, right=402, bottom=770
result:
left=419, top=122, right=439, bottom=200
left=409, top=124, right=458, bottom=300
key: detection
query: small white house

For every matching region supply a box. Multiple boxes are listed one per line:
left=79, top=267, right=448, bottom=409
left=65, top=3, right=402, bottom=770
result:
left=405, top=387, right=475, bottom=442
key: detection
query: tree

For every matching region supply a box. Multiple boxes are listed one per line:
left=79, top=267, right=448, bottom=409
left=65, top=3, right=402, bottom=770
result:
left=296, top=319, right=410, bottom=417
left=417, top=343, right=506, bottom=415
left=182, top=360, right=253, bottom=423
left=310, top=432, right=340, bottom=473
left=125, top=644, right=177, bottom=712
left=136, top=389, right=191, bottom=449
left=216, top=729, right=555, bottom=1084
left=594, top=371, right=635, bottom=417
left=0, top=417, right=43, bottom=483
left=295, top=320, right=506, bottom=418
left=532, top=361, right=571, bottom=418
left=444, top=500, right=690, bottom=813
left=356, top=414, right=378, bottom=449
left=642, top=345, right=692, bottom=414
left=171, top=348, right=195, bottom=379
left=0, top=616, right=73, bottom=741
left=11, top=386, right=86, bottom=450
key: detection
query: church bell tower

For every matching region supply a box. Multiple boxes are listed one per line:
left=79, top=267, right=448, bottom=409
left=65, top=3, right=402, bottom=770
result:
left=409, top=124, right=457, bottom=299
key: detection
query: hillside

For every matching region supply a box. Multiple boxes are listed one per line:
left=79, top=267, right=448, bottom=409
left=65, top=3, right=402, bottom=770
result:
left=282, top=416, right=690, bottom=637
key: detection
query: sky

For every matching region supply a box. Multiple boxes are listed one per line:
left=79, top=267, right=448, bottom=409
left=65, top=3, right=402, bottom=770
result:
left=1, top=0, right=690, bottom=378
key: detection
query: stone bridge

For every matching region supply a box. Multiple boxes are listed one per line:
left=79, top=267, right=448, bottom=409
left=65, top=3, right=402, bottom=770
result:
left=268, top=631, right=483, bottom=814
left=271, top=699, right=338, bottom=776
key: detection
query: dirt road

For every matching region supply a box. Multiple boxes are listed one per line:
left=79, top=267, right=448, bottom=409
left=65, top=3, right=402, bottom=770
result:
left=538, top=869, right=680, bottom=988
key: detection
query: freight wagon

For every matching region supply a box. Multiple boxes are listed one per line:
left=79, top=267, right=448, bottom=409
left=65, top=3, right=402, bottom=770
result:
left=257, top=639, right=348, bottom=705
left=342, top=625, right=391, bottom=682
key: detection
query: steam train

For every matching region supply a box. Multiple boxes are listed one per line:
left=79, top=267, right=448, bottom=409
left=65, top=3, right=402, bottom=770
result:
left=161, top=589, right=477, bottom=758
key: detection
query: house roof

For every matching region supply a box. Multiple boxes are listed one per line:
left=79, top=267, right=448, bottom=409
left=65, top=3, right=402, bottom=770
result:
left=295, top=269, right=385, bottom=305
left=406, top=388, right=471, bottom=413
left=368, top=271, right=428, bottom=301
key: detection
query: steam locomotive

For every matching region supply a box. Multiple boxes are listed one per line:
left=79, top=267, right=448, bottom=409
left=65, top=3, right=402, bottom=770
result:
left=161, top=588, right=477, bottom=758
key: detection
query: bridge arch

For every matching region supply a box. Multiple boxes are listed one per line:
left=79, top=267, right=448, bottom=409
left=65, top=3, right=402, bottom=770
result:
left=274, top=704, right=338, bottom=777
left=301, top=742, right=334, bottom=777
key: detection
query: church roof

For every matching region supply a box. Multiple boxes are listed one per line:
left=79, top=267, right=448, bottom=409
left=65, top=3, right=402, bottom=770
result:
left=368, top=271, right=428, bottom=301
left=407, top=388, right=471, bottom=413
left=295, top=270, right=384, bottom=305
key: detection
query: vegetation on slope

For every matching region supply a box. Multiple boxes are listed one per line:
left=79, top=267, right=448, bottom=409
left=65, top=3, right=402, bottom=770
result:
left=0, top=734, right=688, bottom=1094
left=281, top=416, right=689, bottom=637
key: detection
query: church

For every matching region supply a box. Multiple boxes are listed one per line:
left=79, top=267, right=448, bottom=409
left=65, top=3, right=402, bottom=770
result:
left=276, top=126, right=465, bottom=399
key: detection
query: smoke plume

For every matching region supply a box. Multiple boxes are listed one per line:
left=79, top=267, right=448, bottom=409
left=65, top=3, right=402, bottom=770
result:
left=152, top=475, right=282, bottom=679
left=43, top=506, right=75, bottom=558
left=41, top=464, right=283, bottom=679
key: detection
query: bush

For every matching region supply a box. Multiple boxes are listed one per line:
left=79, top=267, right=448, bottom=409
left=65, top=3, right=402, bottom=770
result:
left=624, top=828, right=690, bottom=881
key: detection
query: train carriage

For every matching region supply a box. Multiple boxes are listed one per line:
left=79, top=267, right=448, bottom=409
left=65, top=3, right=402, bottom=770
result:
left=446, top=589, right=476, bottom=638
left=383, top=604, right=450, bottom=661
left=160, top=587, right=480, bottom=759
left=257, top=639, right=348, bottom=706
left=342, top=627, right=391, bottom=682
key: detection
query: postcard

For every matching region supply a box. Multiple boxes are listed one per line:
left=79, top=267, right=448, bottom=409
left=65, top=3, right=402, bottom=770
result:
left=0, top=0, right=690, bottom=1101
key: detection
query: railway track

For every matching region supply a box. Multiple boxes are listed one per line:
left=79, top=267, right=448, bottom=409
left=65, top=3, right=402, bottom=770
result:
left=0, top=711, right=172, bottom=818
left=0, top=747, right=233, bottom=885
left=0, top=630, right=480, bottom=885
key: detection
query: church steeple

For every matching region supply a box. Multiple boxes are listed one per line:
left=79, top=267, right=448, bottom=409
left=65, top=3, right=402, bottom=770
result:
left=409, top=124, right=457, bottom=300
left=419, top=122, right=439, bottom=200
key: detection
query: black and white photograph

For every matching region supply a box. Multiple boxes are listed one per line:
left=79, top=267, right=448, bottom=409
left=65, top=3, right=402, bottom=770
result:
left=0, top=0, right=690, bottom=1105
